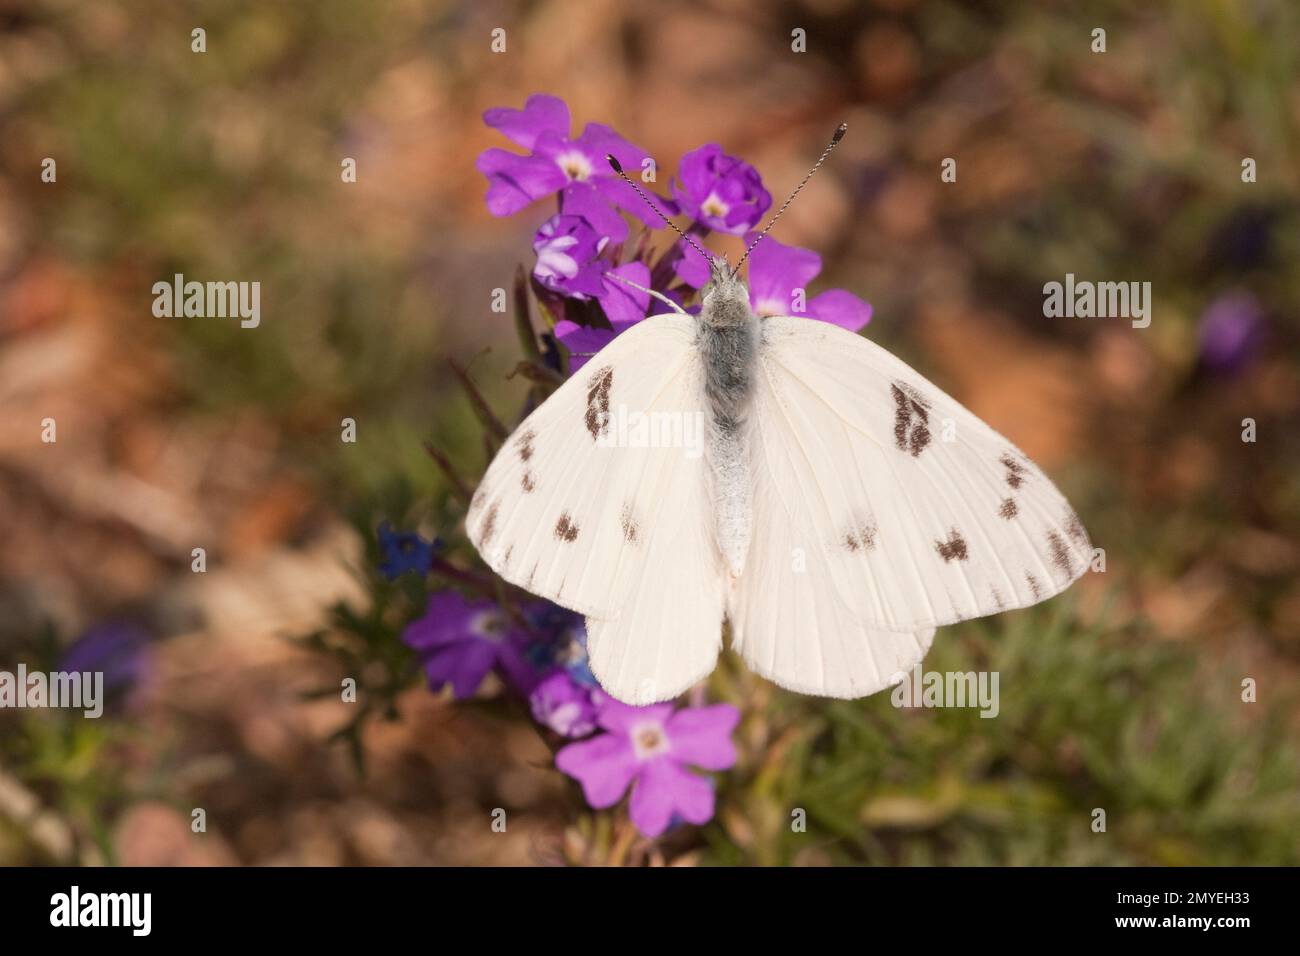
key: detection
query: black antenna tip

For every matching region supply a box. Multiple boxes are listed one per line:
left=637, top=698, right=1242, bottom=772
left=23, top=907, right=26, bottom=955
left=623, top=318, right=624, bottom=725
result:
left=832, top=123, right=847, bottom=143
left=606, top=154, right=624, bottom=174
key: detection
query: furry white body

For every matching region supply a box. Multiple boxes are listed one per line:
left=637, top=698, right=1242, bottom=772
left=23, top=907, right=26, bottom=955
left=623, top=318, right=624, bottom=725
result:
left=695, top=277, right=760, bottom=579
left=705, top=426, right=752, bottom=578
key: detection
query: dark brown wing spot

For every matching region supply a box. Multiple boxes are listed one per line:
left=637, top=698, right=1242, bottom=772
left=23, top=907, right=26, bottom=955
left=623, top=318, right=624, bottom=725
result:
left=554, top=512, right=579, bottom=542
left=620, top=503, right=639, bottom=544
left=999, top=497, right=1018, bottom=519
left=521, top=471, right=535, bottom=492
left=469, top=485, right=486, bottom=517
left=503, top=545, right=513, bottom=565
left=991, top=586, right=1006, bottom=610
left=891, top=382, right=932, bottom=457
left=1025, top=572, right=1042, bottom=599
left=1000, top=453, right=1028, bottom=489
left=843, top=520, right=878, bottom=553
left=585, top=366, right=613, bottom=441
left=480, top=502, right=499, bottom=546
left=935, top=528, right=968, bottom=562
left=516, top=428, right=536, bottom=462
left=1047, top=530, right=1073, bottom=577
left=1066, top=510, right=1089, bottom=547
left=527, top=562, right=538, bottom=587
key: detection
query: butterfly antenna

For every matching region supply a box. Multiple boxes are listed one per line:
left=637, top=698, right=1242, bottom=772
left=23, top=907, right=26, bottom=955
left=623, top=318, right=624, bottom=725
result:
left=606, top=155, right=712, bottom=263
left=731, top=123, right=847, bottom=278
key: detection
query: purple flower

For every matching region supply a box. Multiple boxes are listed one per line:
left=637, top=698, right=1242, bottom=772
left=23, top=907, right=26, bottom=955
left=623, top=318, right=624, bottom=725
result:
left=530, top=670, right=602, bottom=737
left=533, top=214, right=610, bottom=298
left=554, top=314, right=637, bottom=373
left=599, top=262, right=652, bottom=323
left=745, top=233, right=872, bottom=331
left=555, top=699, right=740, bottom=838
left=377, top=522, right=437, bottom=580
left=59, top=622, right=151, bottom=700
left=1198, top=290, right=1266, bottom=376
left=671, top=144, right=771, bottom=235
left=670, top=234, right=873, bottom=330
left=670, top=238, right=715, bottom=289
left=552, top=260, right=653, bottom=371
left=402, top=592, right=534, bottom=699
left=477, top=94, right=663, bottom=241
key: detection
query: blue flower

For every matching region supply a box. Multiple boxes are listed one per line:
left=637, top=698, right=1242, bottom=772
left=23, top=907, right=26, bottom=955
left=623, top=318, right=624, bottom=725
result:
left=377, top=522, right=437, bottom=580
left=521, top=602, right=598, bottom=685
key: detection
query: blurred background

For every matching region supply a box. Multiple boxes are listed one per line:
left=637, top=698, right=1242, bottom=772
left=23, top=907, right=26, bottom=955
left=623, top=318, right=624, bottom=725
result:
left=0, top=0, right=1297, bottom=866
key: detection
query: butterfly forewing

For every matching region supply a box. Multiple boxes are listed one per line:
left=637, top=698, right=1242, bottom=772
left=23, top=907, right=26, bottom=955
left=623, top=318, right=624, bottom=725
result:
left=467, top=314, right=723, bottom=628
left=735, top=315, right=1092, bottom=636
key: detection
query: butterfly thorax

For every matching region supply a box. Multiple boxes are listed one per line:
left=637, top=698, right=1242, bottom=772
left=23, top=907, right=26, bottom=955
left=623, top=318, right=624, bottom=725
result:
left=697, top=290, right=757, bottom=431
left=698, top=255, right=751, bottom=320
left=698, top=264, right=759, bottom=577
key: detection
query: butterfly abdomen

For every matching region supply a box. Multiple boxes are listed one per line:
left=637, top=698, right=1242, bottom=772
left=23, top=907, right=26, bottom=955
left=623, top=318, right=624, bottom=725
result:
left=697, top=302, right=759, bottom=577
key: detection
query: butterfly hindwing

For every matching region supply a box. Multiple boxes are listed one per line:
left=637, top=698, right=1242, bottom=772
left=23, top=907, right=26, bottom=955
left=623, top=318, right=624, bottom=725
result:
left=583, top=416, right=728, bottom=704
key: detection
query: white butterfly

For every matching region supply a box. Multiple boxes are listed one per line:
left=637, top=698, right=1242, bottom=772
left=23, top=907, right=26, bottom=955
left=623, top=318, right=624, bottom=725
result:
left=468, top=128, right=1091, bottom=705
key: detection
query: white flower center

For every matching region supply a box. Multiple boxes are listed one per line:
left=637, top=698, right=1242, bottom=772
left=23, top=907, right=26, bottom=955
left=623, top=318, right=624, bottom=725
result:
left=557, top=151, right=593, bottom=181
left=549, top=701, right=581, bottom=735
left=469, top=610, right=508, bottom=641
left=631, top=721, right=670, bottom=760
left=535, top=235, right=580, bottom=281
left=701, top=192, right=730, bottom=219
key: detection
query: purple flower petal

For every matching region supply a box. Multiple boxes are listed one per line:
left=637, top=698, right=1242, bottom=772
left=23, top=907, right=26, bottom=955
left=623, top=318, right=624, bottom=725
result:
left=495, top=635, right=545, bottom=696
left=532, top=213, right=609, bottom=298
left=530, top=670, right=600, bottom=737
left=555, top=320, right=617, bottom=372
left=595, top=698, right=676, bottom=734
left=560, top=181, right=628, bottom=244
left=421, top=638, right=498, bottom=700
left=598, top=262, right=650, bottom=324
left=1198, top=290, right=1265, bottom=375
left=671, top=239, right=713, bottom=289
left=402, top=592, right=487, bottom=650
left=59, top=623, right=151, bottom=697
left=746, top=233, right=822, bottom=315
left=591, top=177, right=670, bottom=230
left=576, top=122, right=649, bottom=176
left=476, top=148, right=566, bottom=216
left=807, top=289, right=873, bottom=331
left=629, top=759, right=715, bottom=837
left=555, top=732, right=639, bottom=808
left=665, top=704, right=740, bottom=770
left=677, top=144, right=723, bottom=200
left=483, top=94, right=571, bottom=151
